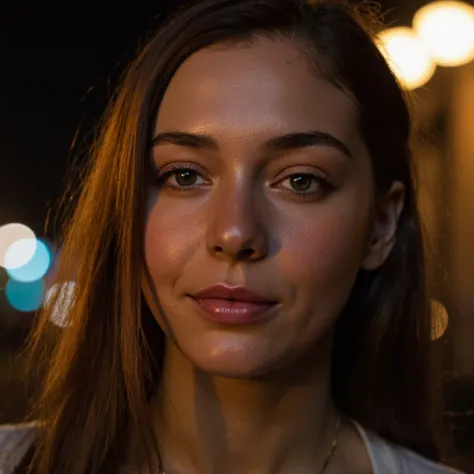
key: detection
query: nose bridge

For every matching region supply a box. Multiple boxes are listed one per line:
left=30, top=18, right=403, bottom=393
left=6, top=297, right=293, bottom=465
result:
left=206, top=176, right=268, bottom=261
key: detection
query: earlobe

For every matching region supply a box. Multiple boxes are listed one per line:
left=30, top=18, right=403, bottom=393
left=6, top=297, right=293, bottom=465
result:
left=361, top=181, right=405, bottom=271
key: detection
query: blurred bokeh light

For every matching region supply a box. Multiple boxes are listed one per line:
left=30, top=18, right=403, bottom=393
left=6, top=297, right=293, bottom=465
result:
left=44, top=281, right=76, bottom=328
left=6, top=239, right=52, bottom=283
left=431, top=300, right=450, bottom=341
left=414, top=1, right=474, bottom=67
left=0, top=224, right=36, bottom=269
left=377, top=27, right=436, bottom=90
left=5, top=279, right=46, bottom=313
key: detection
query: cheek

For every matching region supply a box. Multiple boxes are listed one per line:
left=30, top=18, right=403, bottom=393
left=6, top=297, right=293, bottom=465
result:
left=144, top=197, right=203, bottom=284
left=279, top=198, right=371, bottom=300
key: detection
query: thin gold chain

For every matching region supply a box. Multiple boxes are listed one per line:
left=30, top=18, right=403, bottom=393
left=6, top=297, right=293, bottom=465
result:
left=159, top=413, right=343, bottom=474
left=317, top=412, right=342, bottom=474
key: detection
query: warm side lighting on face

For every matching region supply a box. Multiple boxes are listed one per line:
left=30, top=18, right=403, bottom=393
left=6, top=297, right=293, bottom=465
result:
left=377, top=27, right=436, bottom=90
left=414, top=1, right=474, bottom=67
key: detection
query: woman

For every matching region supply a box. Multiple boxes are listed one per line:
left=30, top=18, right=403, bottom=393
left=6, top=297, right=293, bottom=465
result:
left=2, top=0, right=464, bottom=473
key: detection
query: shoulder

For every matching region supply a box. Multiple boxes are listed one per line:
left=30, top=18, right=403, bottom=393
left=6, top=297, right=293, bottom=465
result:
left=0, top=422, right=39, bottom=474
left=382, top=443, right=463, bottom=474
left=353, top=421, right=464, bottom=474
left=395, top=448, right=463, bottom=474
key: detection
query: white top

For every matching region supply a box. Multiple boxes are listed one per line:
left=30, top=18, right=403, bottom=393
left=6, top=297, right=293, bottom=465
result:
left=351, top=420, right=463, bottom=474
left=0, top=422, right=37, bottom=474
left=0, top=421, right=465, bottom=473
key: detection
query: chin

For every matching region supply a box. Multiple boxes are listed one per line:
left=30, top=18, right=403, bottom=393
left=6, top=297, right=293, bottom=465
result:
left=183, top=341, right=279, bottom=379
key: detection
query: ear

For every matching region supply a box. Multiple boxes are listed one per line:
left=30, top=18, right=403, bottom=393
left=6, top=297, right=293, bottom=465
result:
left=361, top=181, right=405, bottom=271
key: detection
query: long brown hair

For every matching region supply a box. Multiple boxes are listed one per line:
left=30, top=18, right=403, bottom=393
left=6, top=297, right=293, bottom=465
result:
left=22, top=1, right=440, bottom=472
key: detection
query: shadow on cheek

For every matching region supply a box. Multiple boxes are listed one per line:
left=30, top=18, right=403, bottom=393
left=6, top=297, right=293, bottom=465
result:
left=142, top=266, right=178, bottom=345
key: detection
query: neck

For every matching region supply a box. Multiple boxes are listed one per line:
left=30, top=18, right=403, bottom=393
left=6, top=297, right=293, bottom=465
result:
left=148, top=337, right=339, bottom=474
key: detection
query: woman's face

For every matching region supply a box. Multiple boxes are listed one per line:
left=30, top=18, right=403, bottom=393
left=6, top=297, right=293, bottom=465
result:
left=143, top=37, right=401, bottom=377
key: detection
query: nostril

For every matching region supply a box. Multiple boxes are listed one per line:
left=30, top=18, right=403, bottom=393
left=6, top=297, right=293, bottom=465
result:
left=211, top=245, right=259, bottom=261
left=238, top=248, right=254, bottom=260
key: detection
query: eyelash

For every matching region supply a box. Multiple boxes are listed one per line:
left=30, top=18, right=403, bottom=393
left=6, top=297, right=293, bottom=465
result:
left=155, top=165, right=336, bottom=200
left=284, top=176, right=335, bottom=200
left=155, top=164, right=207, bottom=192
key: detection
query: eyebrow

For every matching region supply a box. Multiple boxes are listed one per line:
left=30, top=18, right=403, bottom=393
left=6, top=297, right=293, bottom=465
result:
left=151, top=130, right=353, bottom=159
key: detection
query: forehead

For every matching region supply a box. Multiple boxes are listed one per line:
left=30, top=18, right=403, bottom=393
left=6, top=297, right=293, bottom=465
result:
left=156, top=37, right=359, bottom=150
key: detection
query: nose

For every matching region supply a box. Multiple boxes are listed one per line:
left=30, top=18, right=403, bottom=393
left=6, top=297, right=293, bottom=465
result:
left=206, top=188, right=269, bottom=263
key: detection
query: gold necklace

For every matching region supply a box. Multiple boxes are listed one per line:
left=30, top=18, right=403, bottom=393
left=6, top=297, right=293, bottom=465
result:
left=317, top=412, right=342, bottom=474
left=160, top=413, right=343, bottom=474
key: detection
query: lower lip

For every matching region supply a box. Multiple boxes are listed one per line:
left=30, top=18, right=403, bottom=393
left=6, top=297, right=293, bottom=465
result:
left=190, top=297, right=277, bottom=325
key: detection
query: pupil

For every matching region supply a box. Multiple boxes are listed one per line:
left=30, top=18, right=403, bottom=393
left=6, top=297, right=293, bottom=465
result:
left=176, top=170, right=197, bottom=186
left=290, top=175, right=311, bottom=191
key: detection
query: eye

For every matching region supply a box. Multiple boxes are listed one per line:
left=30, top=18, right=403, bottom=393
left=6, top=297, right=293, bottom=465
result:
left=170, top=169, right=200, bottom=187
left=157, top=166, right=208, bottom=189
left=280, top=173, right=327, bottom=194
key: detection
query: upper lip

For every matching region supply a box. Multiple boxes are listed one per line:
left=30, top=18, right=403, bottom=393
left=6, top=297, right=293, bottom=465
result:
left=191, top=284, right=277, bottom=304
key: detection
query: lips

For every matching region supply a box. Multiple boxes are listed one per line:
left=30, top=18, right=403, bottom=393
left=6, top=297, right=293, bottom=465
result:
left=193, top=285, right=276, bottom=304
left=189, top=284, right=278, bottom=325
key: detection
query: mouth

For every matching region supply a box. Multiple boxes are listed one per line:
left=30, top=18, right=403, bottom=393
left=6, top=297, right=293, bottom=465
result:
left=189, top=284, right=278, bottom=325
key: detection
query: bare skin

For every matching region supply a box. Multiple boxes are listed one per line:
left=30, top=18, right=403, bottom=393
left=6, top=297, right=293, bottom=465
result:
left=140, top=36, right=404, bottom=474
